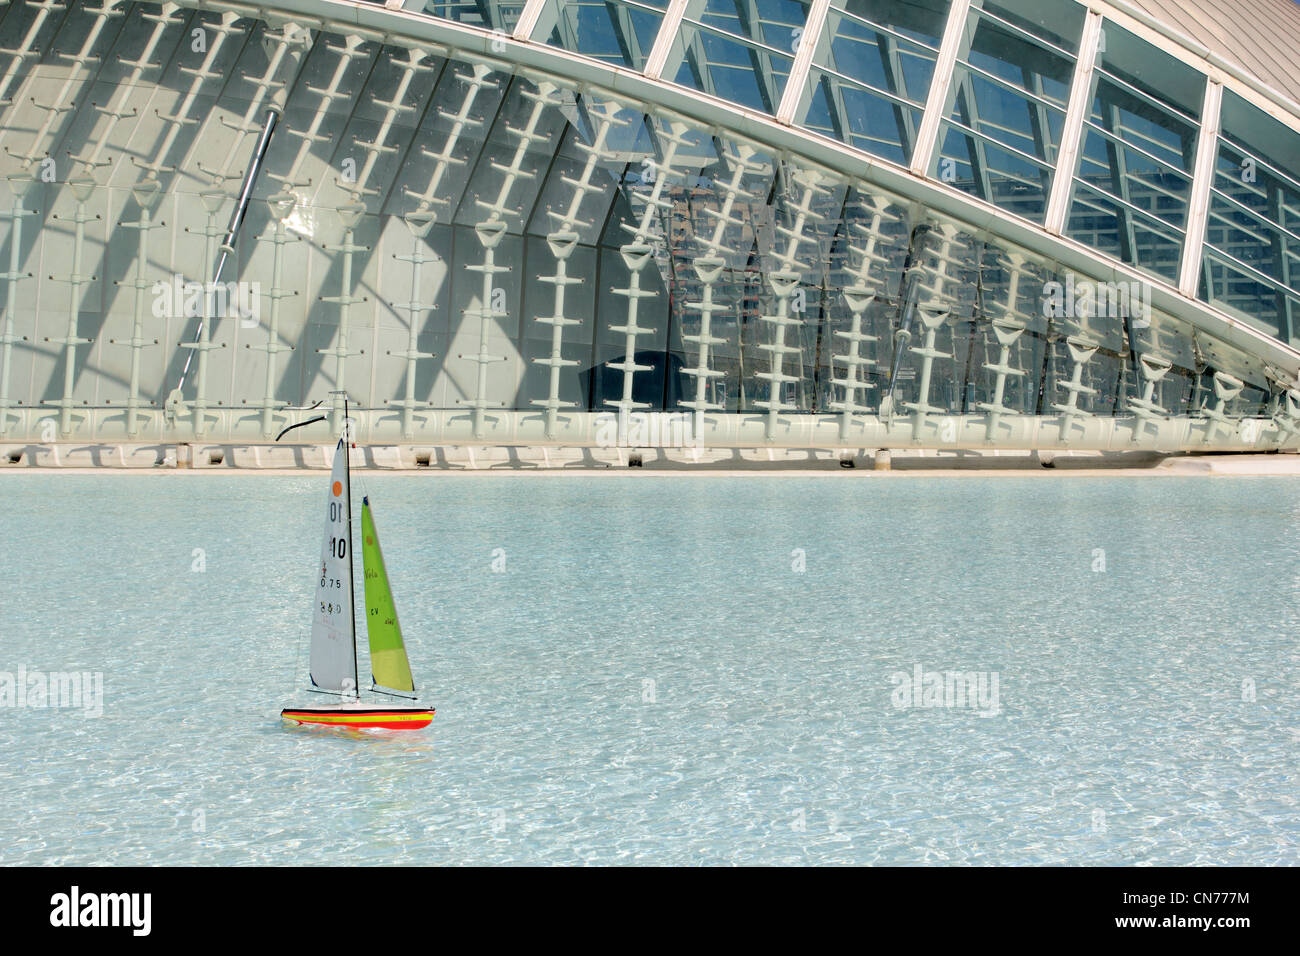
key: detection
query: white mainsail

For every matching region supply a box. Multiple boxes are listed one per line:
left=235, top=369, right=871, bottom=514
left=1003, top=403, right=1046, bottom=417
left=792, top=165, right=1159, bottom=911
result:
left=309, top=438, right=357, bottom=694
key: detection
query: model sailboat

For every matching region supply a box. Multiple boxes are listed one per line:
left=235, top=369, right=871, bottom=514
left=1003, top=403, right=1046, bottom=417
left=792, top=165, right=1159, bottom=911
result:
left=281, top=425, right=434, bottom=730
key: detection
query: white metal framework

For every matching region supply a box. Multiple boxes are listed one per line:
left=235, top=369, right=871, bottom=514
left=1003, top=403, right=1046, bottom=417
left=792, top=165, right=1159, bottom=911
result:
left=0, top=0, right=1298, bottom=459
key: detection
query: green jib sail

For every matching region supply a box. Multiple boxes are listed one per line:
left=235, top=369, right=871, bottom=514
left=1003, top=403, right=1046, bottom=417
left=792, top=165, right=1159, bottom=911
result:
left=361, top=498, right=415, bottom=693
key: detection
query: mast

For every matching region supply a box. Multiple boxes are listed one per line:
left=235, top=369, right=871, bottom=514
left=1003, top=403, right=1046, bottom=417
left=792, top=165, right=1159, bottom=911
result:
left=343, top=393, right=359, bottom=697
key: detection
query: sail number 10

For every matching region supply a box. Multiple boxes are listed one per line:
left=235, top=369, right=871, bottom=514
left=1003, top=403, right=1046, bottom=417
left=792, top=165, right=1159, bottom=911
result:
left=328, top=535, right=347, bottom=560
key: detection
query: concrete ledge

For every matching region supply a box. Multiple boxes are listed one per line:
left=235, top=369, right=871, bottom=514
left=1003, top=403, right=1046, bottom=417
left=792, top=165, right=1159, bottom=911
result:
left=3, top=443, right=1299, bottom=475
left=1157, top=454, right=1300, bottom=475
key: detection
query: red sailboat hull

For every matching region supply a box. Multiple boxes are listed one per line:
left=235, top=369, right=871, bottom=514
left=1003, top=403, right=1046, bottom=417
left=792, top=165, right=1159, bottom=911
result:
left=280, top=706, right=434, bottom=730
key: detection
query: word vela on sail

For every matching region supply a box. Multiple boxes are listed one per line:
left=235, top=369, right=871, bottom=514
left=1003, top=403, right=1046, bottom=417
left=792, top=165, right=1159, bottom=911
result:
left=281, top=431, right=434, bottom=731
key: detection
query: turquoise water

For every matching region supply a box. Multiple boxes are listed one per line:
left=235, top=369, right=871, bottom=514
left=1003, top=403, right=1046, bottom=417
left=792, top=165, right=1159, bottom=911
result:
left=0, top=473, right=1296, bottom=865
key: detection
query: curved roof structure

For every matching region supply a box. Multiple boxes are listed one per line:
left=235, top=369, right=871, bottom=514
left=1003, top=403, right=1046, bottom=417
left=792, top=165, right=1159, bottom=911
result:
left=0, top=0, right=1298, bottom=457
left=1120, top=0, right=1300, bottom=111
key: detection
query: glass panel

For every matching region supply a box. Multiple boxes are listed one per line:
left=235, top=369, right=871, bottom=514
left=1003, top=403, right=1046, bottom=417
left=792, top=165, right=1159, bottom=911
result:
left=544, top=0, right=668, bottom=71
left=652, top=127, right=779, bottom=412
left=422, top=1, right=525, bottom=32
left=668, top=0, right=811, bottom=115
left=1064, top=22, right=1202, bottom=282
left=1200, top=89, right=1300, bottom=347
left=931, top=0, right=1083, bottom=223
left=1067, top=182, right=1185, bottom=282
left=797, top=0, right=950, bottom=165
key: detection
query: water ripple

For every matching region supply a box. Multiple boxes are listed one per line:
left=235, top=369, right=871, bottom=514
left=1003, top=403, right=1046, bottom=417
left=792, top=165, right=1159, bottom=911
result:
left=0, top=475, right=1296, bottom=865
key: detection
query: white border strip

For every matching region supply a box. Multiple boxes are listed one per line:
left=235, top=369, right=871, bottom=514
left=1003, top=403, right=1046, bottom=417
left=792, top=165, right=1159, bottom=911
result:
left=514, top=0, right=550, bottom=40
left=643, top=0, right=692, bottom=80
left=909, top=0, right=972, bottom=176
left=1179, top=79, right=1223, bottom=296
left=1044, top=10, right=1102, bottom=235
left=775, top=0, right=831, bottom=124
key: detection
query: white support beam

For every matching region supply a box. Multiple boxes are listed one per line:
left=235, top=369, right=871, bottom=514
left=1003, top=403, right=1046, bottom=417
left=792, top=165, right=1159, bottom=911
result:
left=776, top=0, right=831, bottom=125
left=1044, top=9, right=1103, bottom=235
left=910, top=0, right=974, bottom=177
left=644, top=0, right=703, bottom=80
left=514, top=0, right=552, bottom=40
left=1179, top=79, right=1224, bottom=296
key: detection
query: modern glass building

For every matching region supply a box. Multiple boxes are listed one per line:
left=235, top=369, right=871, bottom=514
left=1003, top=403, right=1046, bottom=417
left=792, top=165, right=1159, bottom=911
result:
left=0, top=0, right=1298, bottom=458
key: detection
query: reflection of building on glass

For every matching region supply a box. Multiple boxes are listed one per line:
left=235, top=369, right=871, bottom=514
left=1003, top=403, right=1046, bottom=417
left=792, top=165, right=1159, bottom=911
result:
left=0, top=0, right=1297, bottom=457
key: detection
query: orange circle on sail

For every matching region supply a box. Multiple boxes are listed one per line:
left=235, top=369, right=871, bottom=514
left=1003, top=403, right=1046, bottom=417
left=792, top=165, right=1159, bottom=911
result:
left=332, top=481, right=342, bottom=496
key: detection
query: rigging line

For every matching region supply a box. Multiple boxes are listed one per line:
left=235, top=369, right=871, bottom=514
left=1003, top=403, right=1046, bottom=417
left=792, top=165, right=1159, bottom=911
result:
left=354, top=448, right=369, bottom=504
left=369, top=685, right=419, bottom=701
left=343, top=395, right=360, bottom=697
